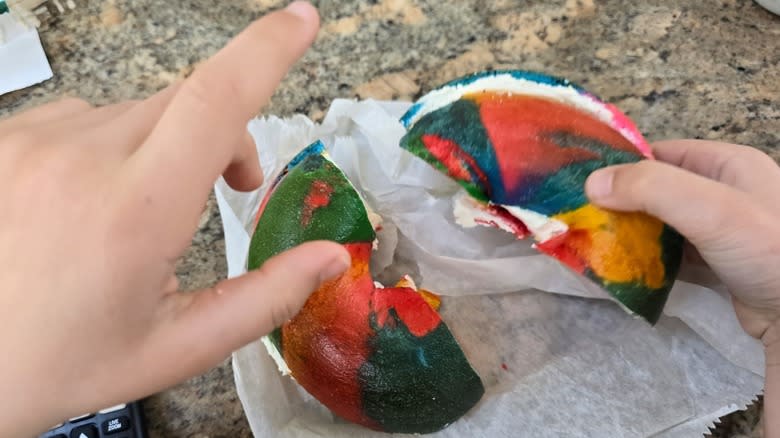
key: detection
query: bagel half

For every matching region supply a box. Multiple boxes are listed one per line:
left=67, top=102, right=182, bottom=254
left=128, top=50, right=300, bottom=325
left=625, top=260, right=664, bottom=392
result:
left=400, top=70, right=684, bottom=324
left=248, top=141, right=484, bottom=434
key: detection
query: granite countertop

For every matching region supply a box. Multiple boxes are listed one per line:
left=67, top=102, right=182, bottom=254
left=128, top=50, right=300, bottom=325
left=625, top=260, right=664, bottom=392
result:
left=2, top=0, right=778, bottom=436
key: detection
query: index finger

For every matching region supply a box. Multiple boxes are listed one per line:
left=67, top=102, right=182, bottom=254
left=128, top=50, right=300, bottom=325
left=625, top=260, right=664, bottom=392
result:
left=123, top=2, right=320, bottom=227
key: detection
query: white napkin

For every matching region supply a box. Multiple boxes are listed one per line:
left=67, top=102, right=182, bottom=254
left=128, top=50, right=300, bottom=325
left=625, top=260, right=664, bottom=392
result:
left=0, top=11, right=52, bottom=96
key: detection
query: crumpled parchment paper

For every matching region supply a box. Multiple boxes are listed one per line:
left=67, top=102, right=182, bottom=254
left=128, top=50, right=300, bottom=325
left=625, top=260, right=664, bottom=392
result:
left=214, top=99, right=764, bottom=438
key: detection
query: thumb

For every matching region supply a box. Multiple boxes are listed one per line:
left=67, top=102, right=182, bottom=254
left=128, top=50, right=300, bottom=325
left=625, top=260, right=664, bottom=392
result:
left=584, top=160, right=769, bottom=247
left=142, top=240, right=350, bottom=386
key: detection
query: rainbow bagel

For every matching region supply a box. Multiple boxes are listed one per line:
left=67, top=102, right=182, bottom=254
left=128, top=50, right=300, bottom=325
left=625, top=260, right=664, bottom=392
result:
left=400, top=70, right=684, bottom=324
left=248, top=141, right=484, bottom=434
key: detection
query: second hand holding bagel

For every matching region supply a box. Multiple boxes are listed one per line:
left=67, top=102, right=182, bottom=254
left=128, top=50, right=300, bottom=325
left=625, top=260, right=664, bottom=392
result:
left=585, top=140, right=780, bottom=436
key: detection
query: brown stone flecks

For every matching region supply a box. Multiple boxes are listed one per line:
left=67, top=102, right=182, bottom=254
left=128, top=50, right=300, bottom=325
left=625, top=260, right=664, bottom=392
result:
left=247, top=0, right=284, bottom=11
left=489, top=0, right=603, bottom=57
left=309, top=108, right=327, bottom=122
left=544, top=23, right=563, bottom=44
left=156, top=64, right=193, bottom=85
left=323, top=0, right=426, bottom=37
left=366, top=0, right=427, bottom=25
left=100, top=1, right=124, bottom=27
left=152, top=28, right=178, bottom=45
left=354, top=70, right=420, bottom=100
left=324, top=15, right=362, bottom=35
left=630, top=9, right=681, bottom=41
left=595, top=46, right=617, bottom=61
left=435, top=44, right=496, bottom=83
left=564, top=0, right=596, bottom=18
left=494, top=11, right=564, bottom=55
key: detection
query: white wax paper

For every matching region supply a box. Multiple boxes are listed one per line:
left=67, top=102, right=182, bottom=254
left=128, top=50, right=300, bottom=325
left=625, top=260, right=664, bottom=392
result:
left=215, top=99, right=765, bottom=437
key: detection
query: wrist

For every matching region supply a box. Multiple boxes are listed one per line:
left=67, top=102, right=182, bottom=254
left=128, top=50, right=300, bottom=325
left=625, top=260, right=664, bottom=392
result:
left=0, top=346, right=69, bottom=437
left=765, top=319, right=780, bottom=368
left=763, top=319, right=780, bottom=438
left=0, top=379, right=63, bottom=438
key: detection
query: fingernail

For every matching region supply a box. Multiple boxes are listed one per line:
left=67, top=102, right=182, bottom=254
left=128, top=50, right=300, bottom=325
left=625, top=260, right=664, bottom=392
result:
left=285, top=1, right=314, bottom=19
left=586, top=169, right=615, bottom=200
left=319, top=250, right=351, bottom=282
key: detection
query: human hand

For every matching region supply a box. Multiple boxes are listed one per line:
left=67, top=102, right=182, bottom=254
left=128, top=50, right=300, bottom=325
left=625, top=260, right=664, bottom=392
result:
left=585, top=140, right=780, bottom=340
left=585, top=139, right=780, bottom=436
left=0, top=2, right=349, bottom=436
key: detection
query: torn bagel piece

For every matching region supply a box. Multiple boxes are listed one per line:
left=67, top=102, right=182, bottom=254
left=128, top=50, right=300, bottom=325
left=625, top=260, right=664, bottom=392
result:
left=400, top=70, right=684, bottom=324
left=247, top=141, right=484, bottom=434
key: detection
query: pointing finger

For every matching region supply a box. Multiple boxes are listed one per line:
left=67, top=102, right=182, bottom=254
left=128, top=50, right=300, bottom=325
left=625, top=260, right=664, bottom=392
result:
left=124, top=2, right=320, bottom=239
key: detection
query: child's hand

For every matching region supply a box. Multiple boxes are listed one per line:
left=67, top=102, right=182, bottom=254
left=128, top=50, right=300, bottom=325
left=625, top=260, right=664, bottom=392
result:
left=586, top=139, right=780, bottom=436
left=0, top=2, right=349, bottom=436
left=586, top=140, right=780, bottom=341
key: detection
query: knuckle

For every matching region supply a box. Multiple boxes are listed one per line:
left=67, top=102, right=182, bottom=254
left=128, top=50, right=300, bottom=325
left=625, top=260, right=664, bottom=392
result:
left=2, top=129, right=39, bottom=148
left=179, top=78, right=217, bottom=113
left=8, top=149, right=61, bottom=202
left=58, top=96, right=92, bottom=111
left=621, top=160, right=658, bottom=192
left=270, top=300, right=297, bottom=329
left=254, top=257, right=310, bottom=328
left=180, top=74, right=243, bottom=118
left=719, top=146, right=778, bottom=185
left=735, top=145, right=776, bottom=168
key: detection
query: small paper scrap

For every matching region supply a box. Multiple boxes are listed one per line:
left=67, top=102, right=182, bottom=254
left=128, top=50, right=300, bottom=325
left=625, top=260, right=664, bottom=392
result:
left=0, top=9, right=52, bottom=96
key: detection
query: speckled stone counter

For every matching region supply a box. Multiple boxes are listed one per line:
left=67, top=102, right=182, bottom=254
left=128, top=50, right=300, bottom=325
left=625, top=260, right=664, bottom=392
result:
left=2, top=0, right=778, bottom=436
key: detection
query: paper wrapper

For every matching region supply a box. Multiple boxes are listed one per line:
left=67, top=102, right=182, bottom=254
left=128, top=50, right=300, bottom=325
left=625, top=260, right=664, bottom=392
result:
left=0, top=12, right=52, bottom=96
left=215, top=99, right=764, bottom=437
